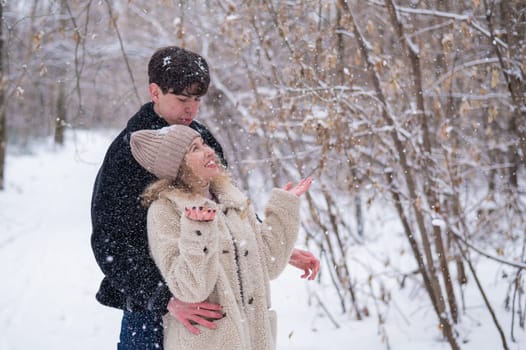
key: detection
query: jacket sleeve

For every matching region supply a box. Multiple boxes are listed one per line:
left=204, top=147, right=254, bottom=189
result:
left=250, top=189, right=300, bottom=280
left=147, top=198, right=221, bottom=303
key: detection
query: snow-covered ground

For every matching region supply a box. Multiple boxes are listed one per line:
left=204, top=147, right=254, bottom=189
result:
left=0, top=130, right=524, bottom=350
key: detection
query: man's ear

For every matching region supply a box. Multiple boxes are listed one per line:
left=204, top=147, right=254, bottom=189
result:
left=149, top=83, right=160, bottom=103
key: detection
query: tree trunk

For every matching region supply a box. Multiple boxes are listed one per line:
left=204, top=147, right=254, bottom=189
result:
left=493, top=0, right=526, bottom=165
left=54, top=0, right=68, bottom=145
left=339, top=1, right=460, bottom=347
left=384, top=0, right=460, bottom=324
left=54, top=83, right=66, bottom=145
left=0, top=2, right=6, bottom=190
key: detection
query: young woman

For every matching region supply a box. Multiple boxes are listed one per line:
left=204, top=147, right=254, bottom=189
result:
left=130, top=124, right=312, bottom=350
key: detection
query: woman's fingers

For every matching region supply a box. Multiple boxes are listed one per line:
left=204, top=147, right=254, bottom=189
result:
left=289, top=177, right=313, bottom=196
left=184, top=206, right=216, bottom=221
left=283, top=182, right=293, bottom=191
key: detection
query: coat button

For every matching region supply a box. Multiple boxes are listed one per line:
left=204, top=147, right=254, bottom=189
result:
left=248, top=297, right=254, bottom=304
left=244, top=250, right=248, bottom=257
left=196, top=230, right=202, bottom=236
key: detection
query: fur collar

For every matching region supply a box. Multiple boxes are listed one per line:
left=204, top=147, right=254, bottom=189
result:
left=162, top=180, right=249, bottom=213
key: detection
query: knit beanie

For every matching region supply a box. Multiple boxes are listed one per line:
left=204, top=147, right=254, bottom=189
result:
left=130, top=125, right=200, bottom=181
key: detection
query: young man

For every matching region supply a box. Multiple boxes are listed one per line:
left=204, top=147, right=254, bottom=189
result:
left=90, top=46, right=320, bottom=349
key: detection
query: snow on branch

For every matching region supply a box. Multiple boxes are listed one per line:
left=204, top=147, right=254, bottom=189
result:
left=365, top=0, right=508, bottom=49
left=450, top=229, right=526, bottom=270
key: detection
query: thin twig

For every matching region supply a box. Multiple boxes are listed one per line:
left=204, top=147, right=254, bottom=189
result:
left=450, top=229, right=526, bottom=270
left=103, top=0, right=141, bottom=105
left=312, top=291, right=340, bottom=329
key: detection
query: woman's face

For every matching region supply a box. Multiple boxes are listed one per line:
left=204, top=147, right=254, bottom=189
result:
left=184, top=137, right=219, bottom=183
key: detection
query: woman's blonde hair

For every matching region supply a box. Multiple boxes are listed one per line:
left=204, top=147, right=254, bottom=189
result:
left=141, top=154, right=230, bottom=207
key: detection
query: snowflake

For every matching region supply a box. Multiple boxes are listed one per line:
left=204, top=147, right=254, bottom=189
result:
left=163, top=56, right=172, bottom=67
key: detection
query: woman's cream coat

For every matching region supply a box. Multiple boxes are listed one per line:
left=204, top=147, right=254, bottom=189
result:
left=146, top=180, right=300, bottom=350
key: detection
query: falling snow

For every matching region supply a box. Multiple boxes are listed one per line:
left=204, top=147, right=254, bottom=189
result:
left=0, top=134, right=523, bottom=350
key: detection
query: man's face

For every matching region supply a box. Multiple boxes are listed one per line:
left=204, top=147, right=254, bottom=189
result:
left=149, top=83, right=201, bottom=126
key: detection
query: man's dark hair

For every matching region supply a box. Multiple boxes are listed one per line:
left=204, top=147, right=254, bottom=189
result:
left=148, top=46, right=210, bottom=96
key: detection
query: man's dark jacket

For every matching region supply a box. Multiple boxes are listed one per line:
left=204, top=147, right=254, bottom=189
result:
left=90, top=102, right=226, bottom=314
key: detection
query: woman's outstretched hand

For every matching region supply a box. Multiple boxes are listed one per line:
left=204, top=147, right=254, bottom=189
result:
left=283, top=177, right=313, bottom=197
left=185, top=206, right=216, bottom=222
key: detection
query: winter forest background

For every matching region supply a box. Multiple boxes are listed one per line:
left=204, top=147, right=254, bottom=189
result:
left=1, top=1, right=525, bottom=349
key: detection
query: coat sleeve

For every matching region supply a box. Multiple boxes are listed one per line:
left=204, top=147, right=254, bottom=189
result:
left=147, top=198, right=221, bottom=303
left=250, top=189, right=300, bottom=280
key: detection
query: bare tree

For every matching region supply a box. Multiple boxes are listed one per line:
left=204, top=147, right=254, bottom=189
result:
left=3, top=0, right=525, bottom=347
left=54, top=0, right=68, bottom=145
left=0, top=1, right=6, bottom=190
